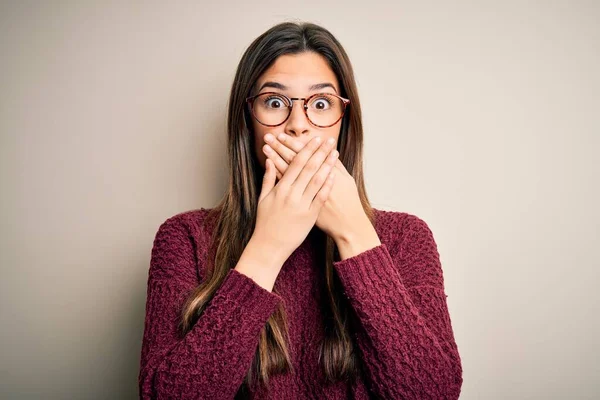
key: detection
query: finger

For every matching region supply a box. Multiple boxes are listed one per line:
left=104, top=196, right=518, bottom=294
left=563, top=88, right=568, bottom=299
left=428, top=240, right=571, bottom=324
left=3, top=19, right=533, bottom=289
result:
left=264, top=133, right=298, bottom=164
left=262, top=144, right=289, bottom=177
left=292, top=137, right=337, bottom=198
left=277, top=136, right=323, bottom=191
left=309, top=169, right=336, bottom=212
left=259, top=159, right=276, bottom=202
left=273, top=133, right=305, bottom=158
left=271, top=160, right=283, bottom=180
left=303, top=146, right=339, bottom=201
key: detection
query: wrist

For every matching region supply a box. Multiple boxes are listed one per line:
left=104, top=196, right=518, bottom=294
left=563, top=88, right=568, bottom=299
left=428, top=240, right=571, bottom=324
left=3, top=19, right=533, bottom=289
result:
left=333, top=220, right=381, bottom=261
left=234, top=236, right=288, bottom=292
left=331, top=214, right=371, bottom=243
left=246, top=235, right=289, bottom=267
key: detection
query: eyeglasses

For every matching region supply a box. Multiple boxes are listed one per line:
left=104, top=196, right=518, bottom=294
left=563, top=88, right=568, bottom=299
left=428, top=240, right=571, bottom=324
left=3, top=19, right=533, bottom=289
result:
left=246, top=92, right=350, bottom=128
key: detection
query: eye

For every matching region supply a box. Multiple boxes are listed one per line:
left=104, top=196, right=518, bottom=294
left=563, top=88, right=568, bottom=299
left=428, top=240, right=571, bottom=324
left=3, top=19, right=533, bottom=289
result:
left=263, top=95, right=288, bottom=109
left=309, top=95, right=334, bottom=111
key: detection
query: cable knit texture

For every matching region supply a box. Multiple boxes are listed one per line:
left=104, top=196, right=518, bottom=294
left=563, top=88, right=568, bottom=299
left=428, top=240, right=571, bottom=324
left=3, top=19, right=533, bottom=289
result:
left=138, top=207, right=462, bottom=399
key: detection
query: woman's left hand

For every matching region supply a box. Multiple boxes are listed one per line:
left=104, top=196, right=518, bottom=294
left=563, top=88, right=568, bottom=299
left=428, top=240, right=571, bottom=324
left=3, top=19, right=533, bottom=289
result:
left=262, top=133, right=372, bottom=242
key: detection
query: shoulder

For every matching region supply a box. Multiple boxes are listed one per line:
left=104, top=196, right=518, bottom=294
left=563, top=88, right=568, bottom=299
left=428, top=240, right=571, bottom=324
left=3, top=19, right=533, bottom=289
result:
left=372, top=207, right=443, bottom=288
left=149, top=207, right=216, bottom=281
left=158, top=207, right=214, bottom=230
left=153, top=208, right=213, bottom=252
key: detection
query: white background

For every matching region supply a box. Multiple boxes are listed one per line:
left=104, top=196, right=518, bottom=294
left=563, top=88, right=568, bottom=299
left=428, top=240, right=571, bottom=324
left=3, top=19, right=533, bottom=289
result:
left=1, top=1, right=598, bottom=398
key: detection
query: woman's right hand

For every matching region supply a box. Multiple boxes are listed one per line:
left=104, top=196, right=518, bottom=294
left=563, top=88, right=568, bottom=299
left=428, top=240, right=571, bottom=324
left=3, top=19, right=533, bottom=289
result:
left=253, top=136, right=339, bottom=266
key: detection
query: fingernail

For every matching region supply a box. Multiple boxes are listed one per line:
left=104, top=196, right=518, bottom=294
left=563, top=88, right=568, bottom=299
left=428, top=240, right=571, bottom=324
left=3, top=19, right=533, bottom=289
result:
left=327, top=137, right=334, bottom=145
left=264, top=134, right=273, bottom=142
left=277, top=133, right=286, bottom=141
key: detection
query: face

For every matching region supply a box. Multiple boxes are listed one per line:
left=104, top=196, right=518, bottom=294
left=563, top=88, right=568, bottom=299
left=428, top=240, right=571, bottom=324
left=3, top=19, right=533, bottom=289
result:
left=249, top=51, right=343, bottom=171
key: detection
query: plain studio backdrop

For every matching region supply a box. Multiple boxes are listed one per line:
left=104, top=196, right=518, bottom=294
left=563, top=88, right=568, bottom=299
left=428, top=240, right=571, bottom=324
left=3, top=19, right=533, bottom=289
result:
left=1, top=1, right=598, bottom=399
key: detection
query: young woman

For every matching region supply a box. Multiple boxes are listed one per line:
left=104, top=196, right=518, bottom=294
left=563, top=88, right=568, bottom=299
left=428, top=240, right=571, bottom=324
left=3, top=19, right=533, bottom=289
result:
left=138, top=21, right=463, bottom=399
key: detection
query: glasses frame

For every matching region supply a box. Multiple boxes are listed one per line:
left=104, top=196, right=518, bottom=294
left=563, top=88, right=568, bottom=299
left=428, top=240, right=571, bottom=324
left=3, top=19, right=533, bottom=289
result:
left=245, top=91, right=351, bottom=128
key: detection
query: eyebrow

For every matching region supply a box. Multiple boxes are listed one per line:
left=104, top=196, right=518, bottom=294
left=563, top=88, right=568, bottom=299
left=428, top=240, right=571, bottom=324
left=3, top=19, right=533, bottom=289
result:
left=257, top=81, right=338, bottom=94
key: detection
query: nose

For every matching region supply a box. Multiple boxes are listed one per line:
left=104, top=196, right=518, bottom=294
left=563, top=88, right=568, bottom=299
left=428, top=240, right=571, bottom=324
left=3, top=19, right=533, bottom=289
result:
left=283, top=99, right=311, bottom=137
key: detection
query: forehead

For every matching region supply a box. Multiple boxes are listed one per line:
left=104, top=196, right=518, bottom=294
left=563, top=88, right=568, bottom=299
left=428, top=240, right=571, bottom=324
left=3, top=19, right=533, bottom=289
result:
left=257, top=52, right=339, bottom=91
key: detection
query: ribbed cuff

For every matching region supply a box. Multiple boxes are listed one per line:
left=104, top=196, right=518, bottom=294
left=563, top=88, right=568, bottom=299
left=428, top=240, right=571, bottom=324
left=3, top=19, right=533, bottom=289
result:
left=214, top=268, right=284, bottom=321
left=332, top=243, right=406, bottom=296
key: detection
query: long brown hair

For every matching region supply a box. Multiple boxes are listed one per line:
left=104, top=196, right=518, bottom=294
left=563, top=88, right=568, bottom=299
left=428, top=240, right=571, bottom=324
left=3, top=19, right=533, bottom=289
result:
left=178, top=21, right=376, bottom=395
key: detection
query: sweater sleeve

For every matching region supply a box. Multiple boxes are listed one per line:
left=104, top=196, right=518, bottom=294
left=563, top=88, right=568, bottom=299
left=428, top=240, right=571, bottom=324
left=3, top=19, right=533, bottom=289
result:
left=332, top=214, right=463, bottom=400
left=138, top=214, right=283, bottom=400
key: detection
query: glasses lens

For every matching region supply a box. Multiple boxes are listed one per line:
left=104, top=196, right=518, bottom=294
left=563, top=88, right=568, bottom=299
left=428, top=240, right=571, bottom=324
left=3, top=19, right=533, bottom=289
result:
left=252, top=93, right=291, bottom=126
left=251, top=93, right=346, bottom=127
left=306, top=94, right=344, bottom=127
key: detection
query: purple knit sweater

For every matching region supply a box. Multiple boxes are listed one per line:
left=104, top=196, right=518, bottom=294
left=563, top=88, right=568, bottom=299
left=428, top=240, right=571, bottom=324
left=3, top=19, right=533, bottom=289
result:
left=138, top=207, right=463, bottom=399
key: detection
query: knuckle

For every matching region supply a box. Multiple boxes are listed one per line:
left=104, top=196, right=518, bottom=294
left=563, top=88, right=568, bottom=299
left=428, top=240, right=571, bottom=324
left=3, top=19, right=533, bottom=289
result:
left=285, top=193, right=300, bottom=206
left=322, top=162, right=333, bottom=173
left=306, top=158, right=321, bottom=171
left=317, top=147, right=329, bottom=158
left=316, top=174, right=327, bottom=187
left=310, top=174, right=323, bottom=188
